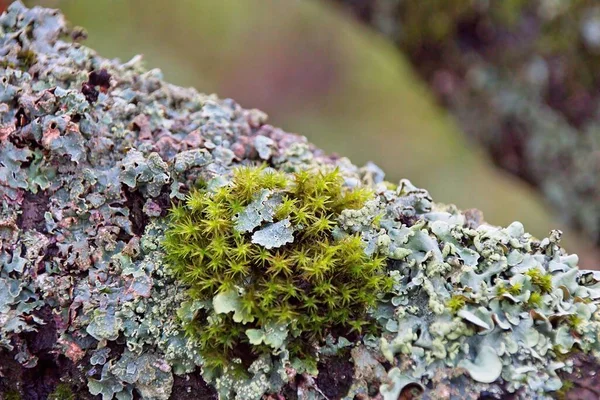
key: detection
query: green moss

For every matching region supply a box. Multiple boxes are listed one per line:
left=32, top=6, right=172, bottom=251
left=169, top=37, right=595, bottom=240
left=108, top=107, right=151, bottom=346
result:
left=525, top=269, right=553, bottom=293
left=495, top=282, right=507, bottom=296
left=555, top=379, right=575, bottom=400
left=508, top=282, right=523, bottom=296
left=48, top=384, right=75, bottom=400
left=446, top=294, right=466, bottom=313
left=4, top=390, right=21, bottom=400
left=527, top=292, right=543, bottom=308
left=567, top=314, right=584, bottom=330
left=163, top=166, right=391, bottom=369
left=0, top=59, right=16, bottom=68
left=16, top=49, right=37, bottom=70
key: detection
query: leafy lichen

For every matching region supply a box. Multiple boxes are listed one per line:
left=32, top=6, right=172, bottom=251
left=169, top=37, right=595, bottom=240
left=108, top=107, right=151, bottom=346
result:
left=339, top=182, right=600, bottom=398
left=2, top=2, right=600, bottom=399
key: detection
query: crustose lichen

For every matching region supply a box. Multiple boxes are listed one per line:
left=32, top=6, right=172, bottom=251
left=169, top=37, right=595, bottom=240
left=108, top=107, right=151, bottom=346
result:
left=163, top=166, right=392, bottom=371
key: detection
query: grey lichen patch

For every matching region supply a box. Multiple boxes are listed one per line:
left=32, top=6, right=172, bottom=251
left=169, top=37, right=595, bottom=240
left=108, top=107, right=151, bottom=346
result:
left=2, top=2, right=600, bottom=400
left=212, top=288, right=254, bottom=324
left=379, top=368, right=423, bottom=400
left=254, top=135, right=275, bottom=160
left=251, top=218, right=295, bottom=249
left=172, top=148, right=212, bottom=174
left=88, top=350, right=173, bottom=400
left=457, top=346, right=502, bottom=384
left=214, top=355, right=287, bottom=400
left=245, top=321, right=289, bottom=349
left=336, top=180, right=600, bottom=398
left=233, top=188, right=282, bottom=233
left=120, top=150, right=170, bottom=198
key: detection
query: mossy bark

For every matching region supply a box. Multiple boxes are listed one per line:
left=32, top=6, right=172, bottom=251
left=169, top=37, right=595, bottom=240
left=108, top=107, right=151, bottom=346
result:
left=2, top=2, right=600, bottom=399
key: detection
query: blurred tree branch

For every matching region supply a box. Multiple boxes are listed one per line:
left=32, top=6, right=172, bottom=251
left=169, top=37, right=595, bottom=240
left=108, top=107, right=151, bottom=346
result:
left=329, top=0, right=600, bottom=251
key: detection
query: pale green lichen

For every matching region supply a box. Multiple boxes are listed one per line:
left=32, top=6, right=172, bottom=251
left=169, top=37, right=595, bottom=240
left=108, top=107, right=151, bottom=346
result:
left=214, top=355, right=286, bottom=400
left=337, top=181, right=600, bottom=398
left=2, top=2, right=600, bottom=399
left=379, top=368, right=423, bottom=400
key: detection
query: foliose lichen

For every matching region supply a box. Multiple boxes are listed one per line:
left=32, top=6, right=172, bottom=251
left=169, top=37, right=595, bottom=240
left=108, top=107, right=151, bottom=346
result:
left=337, top=181, right=600, bottom=398
left=2, top=2, right=600, bottom=399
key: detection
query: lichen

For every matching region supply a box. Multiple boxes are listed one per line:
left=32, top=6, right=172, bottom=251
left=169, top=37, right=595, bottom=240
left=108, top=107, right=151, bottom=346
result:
left=2, top=2, right=600, bottom=399
left=338, top=181, right=600, bottom=398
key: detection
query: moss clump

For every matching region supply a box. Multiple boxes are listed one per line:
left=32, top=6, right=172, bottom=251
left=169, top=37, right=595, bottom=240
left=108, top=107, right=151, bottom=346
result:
left=4, top=390, right=21, bottom=400
left=163, top=166, right=391, bottom=369
left=446, top=294, right=466, bottom=314
left=555, top=379, right=575, bottom=400
left=508, top=282, right=523, bottom=296
left=527, top=292, right=543, bottom=308
left=48, top=384, right=75, bottom=400
left=567, top=314, right=584, bottom=331
left=495, top=281, right=507, bottom=296
left=525, top=268, right=553, bottom=293
left=16, top=49, right=37, bottom=69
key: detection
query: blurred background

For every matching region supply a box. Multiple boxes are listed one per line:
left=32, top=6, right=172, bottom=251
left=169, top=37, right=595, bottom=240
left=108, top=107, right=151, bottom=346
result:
left=6, top=0, right=598, bottom=267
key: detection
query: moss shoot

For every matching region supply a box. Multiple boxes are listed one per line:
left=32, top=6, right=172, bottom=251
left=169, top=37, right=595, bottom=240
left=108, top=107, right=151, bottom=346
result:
left=163, top=166, right=392, bottom=369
